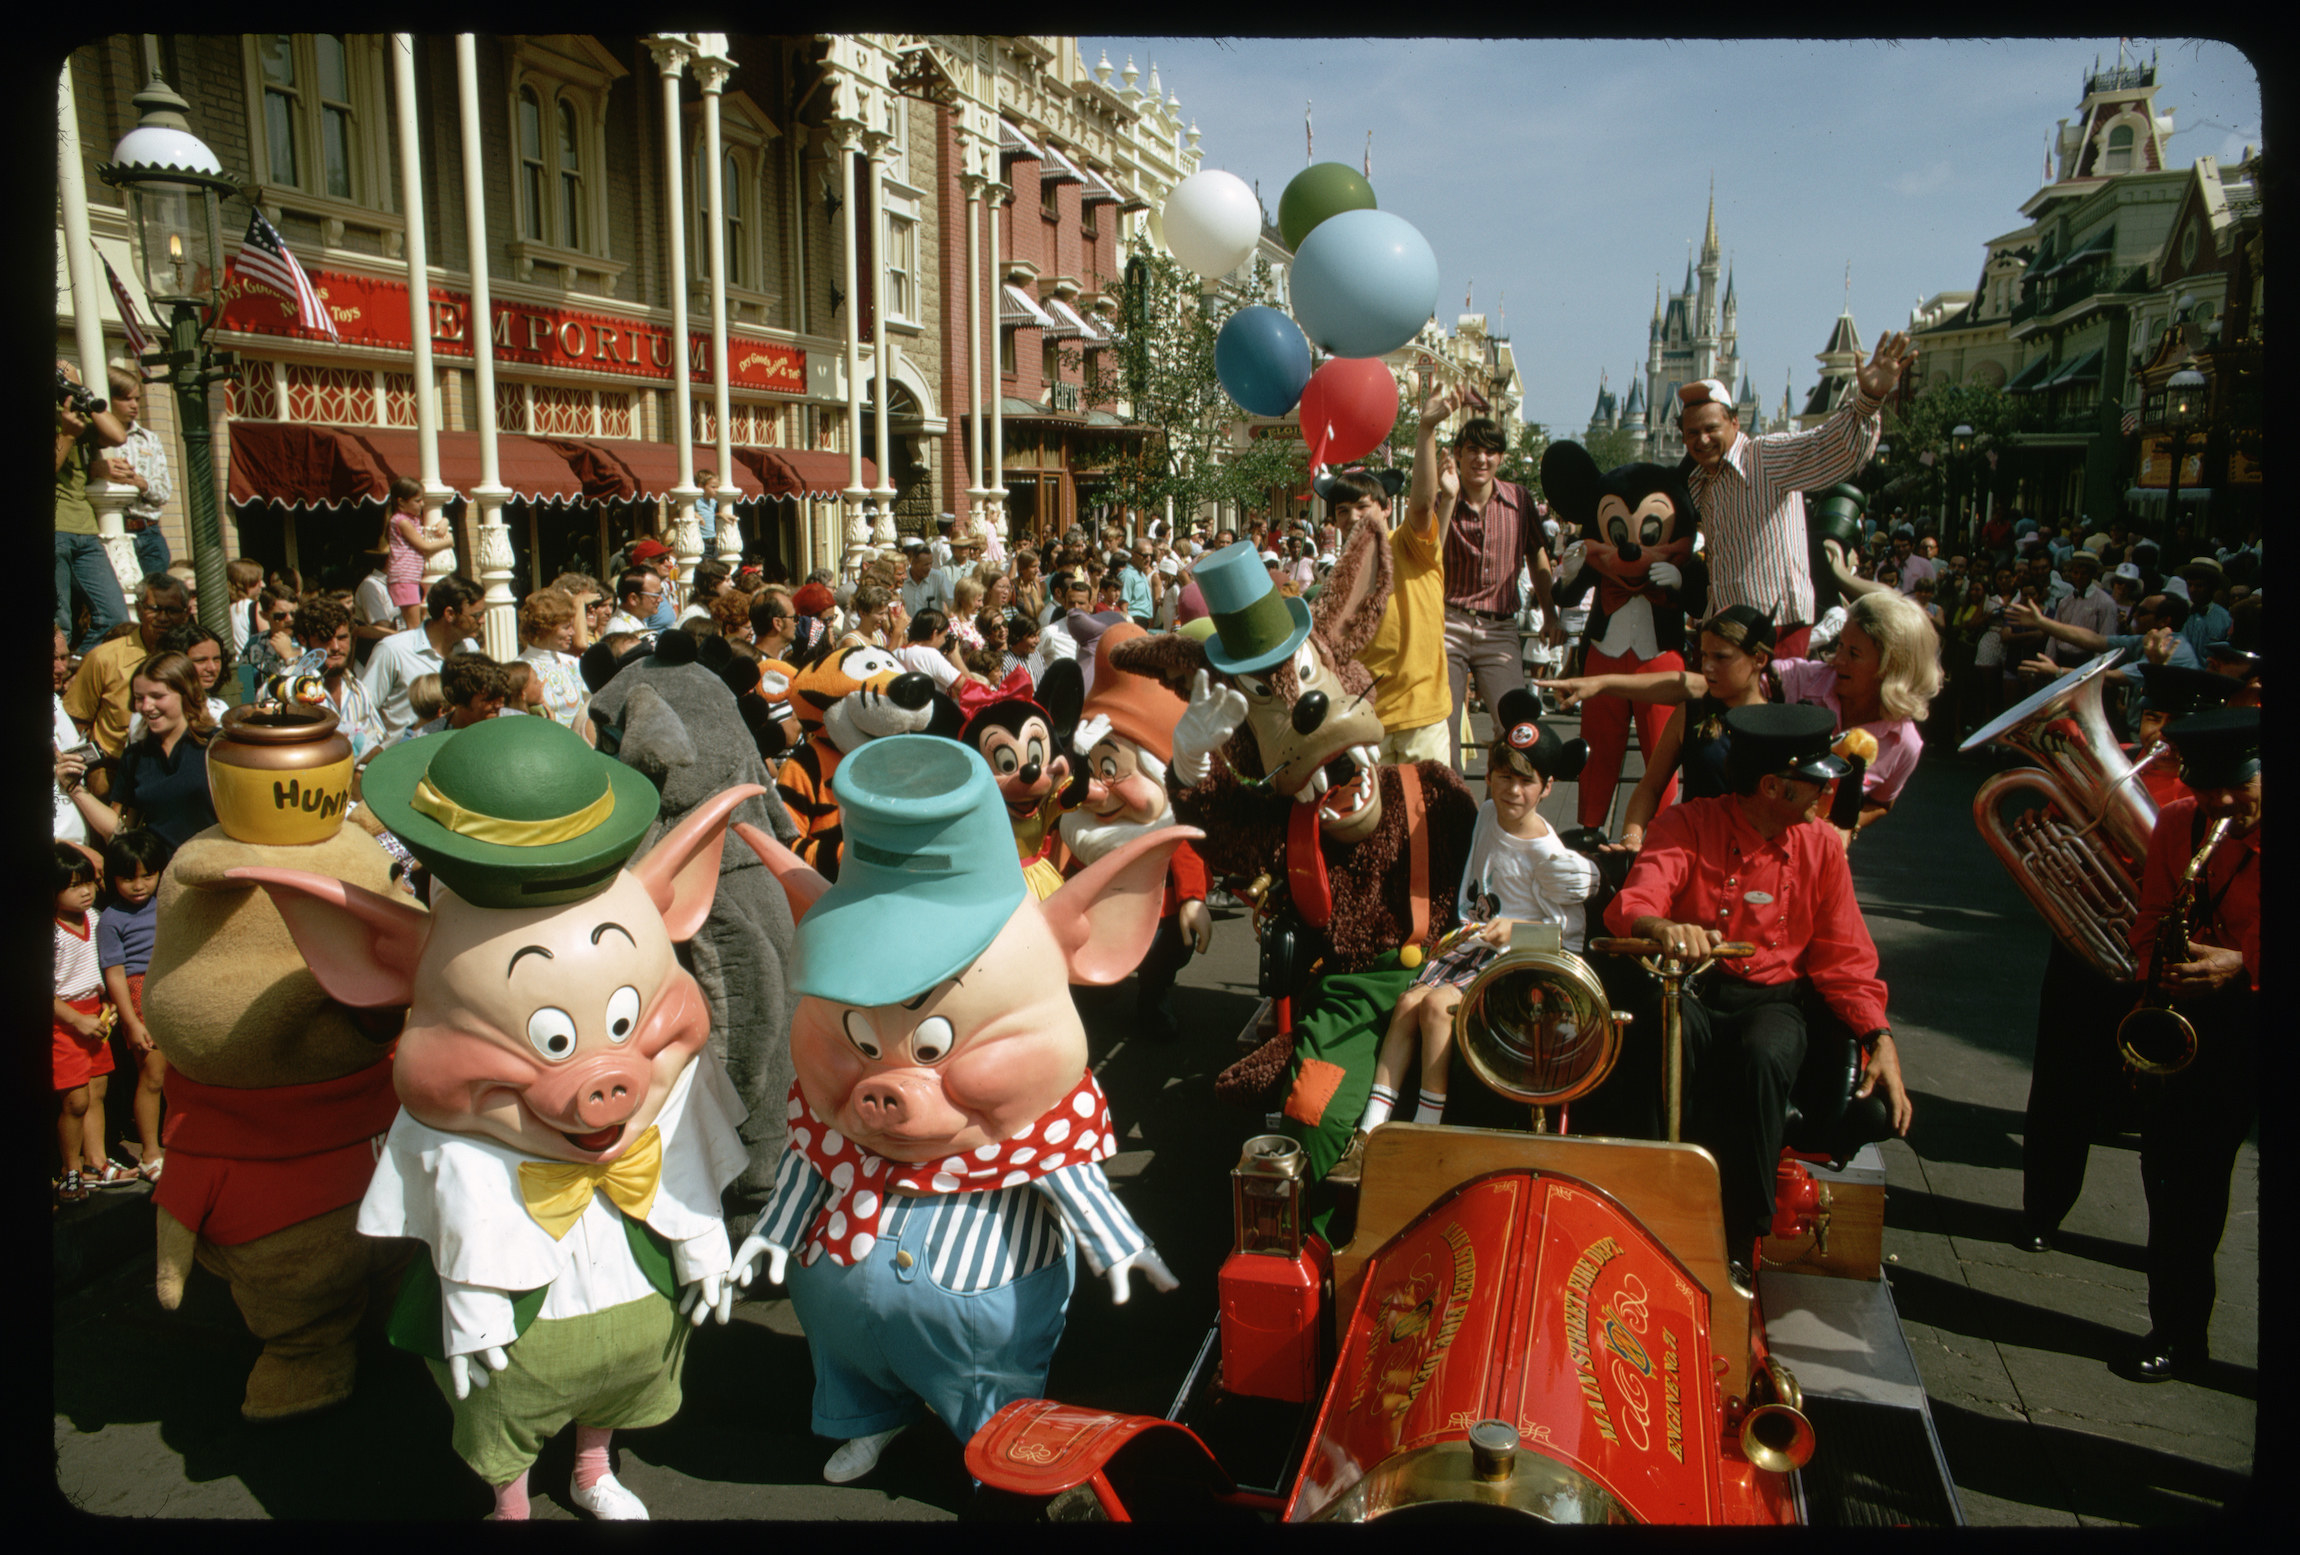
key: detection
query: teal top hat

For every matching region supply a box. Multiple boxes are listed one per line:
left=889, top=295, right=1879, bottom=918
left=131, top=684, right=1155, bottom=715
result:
left=793, top=735, right=1027, bottom=1007
left=1192, top=541, right=1314, bottom=675
left=360, top=716, right=661, bottom=910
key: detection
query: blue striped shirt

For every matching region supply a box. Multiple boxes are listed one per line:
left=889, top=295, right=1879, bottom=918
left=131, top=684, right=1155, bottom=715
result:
left=756, top=1145, right=1149, bottom=1294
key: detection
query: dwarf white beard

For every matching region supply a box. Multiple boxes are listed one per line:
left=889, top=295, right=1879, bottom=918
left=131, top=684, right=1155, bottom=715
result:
left=1059, top=806, right=1173, bottom=866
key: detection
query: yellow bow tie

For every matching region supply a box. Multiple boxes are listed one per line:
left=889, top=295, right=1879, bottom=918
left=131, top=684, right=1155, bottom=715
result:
left=516, top=1125, right=664, bottom=1240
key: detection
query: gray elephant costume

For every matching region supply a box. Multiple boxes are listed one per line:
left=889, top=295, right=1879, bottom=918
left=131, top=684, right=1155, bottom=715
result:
left=585, top=646, right=802, bottom=1237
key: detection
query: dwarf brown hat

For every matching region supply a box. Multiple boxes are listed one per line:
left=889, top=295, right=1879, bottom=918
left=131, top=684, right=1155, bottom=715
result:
left=1080, top=621, right=1186, bottom=763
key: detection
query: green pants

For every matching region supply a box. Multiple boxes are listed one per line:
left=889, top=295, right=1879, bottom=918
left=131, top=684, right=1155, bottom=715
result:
left=1279, top=954, right=1418, bottom=1239
left=425, top=1293, right=690, bottom=1487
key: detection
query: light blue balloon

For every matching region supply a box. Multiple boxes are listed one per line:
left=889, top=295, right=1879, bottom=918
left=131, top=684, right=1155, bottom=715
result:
left=1289, top=209, right=1440, bottom=359
left=1215, top=306, right=1314, bottom=418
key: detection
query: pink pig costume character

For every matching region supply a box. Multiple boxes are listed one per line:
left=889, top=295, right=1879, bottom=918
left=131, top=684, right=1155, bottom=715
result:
left=231, top=717, right=752, bottom=1521
left=728, top=734, right=1187, bottom=1484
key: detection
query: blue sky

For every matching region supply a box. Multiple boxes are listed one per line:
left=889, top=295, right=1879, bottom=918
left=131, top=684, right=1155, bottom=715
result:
left=1077, top=37, right=2262, bottom=439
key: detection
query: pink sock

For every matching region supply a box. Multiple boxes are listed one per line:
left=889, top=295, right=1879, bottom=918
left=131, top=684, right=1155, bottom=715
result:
left=573, top=1425, right=614, bottom=1492
left=491, top=1471, right=531, bottom=1520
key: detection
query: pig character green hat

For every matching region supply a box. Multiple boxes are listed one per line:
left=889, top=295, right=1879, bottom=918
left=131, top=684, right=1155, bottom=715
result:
left=358, top=715, right=661, bottom=909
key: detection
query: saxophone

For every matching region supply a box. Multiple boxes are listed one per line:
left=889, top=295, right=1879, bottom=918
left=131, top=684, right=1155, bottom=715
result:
left=2115, top=816, right=2235, bottom=1076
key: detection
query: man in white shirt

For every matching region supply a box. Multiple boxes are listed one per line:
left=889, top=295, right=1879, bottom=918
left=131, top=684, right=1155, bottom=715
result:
left=603, top=566, right=664, bottom=637
left=99, top=367, right=175, bottom=580
left=361, top=575, right=484, bottom=741
left=2044, top=550, right=2119, bottom=665
left=899, top=540, right=954, bottom=620
left=352, top=548, right=399, bottom=661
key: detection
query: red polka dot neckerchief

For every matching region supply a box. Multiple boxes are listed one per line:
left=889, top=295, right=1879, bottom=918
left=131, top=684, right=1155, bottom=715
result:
left=782, top=1071, right=1116, bottom=1267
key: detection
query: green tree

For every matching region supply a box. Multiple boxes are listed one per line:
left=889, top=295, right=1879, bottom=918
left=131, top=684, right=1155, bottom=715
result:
left=1079, top=251, right=1304, bottom=526
left=1579, top=423, right=1646, bottom=474
left=1499, top=422, right=1550, bottom=494
left=1873, top=381, right=2028, bottom=524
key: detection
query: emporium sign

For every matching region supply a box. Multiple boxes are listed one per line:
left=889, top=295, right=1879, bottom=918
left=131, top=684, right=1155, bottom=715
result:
left=219, top=266, right=807, bottom=396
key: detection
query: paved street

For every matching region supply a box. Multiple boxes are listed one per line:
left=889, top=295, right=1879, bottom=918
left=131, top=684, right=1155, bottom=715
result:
left=51, top=711, right=2257, bottom=1522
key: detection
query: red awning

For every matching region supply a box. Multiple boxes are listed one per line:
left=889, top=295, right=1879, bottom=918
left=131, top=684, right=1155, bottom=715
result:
left=351, top=428, right=593, bottom=504
left=226, top=422, right=391, bottom=509
left=733, top=446, right=879, bottom=499
left=565, top=436, right=765, bottom=501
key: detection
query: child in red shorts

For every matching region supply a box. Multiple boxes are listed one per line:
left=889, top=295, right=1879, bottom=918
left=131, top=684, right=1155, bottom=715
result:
left=99, top=829, right=172, bottom=1184
left=52, top=842, right=119, bottom=1204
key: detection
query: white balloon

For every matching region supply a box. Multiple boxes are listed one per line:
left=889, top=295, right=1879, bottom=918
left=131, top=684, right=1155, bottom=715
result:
left=1161, top=169, right=1261, bottom=279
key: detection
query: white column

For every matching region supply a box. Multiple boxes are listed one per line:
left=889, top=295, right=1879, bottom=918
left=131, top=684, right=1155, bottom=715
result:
left=866, top=130, right=896, bottom=547
left=393, top=35, right=456, bottom=585
left=649, top=35, right=702, bottom=590
left=696, top=42, right=740, bottom=567
left=962, top=166, right=987, bottom=527
left=986, top=179, right=1008, bottom=548
left=835, top=122, right=867, bottom=558
left=456, top=34, right=515, bottom=660
left=56, top=61, right=140, bottom=607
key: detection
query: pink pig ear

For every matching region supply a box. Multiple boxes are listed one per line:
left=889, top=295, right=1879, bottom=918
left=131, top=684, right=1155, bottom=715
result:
left=224, top=867, right=431, bottom=1009
left=1042, top=826, right=1203, bottom=986
left=633, top=784, right=764, bottom=942
left=731, top=822, right=830, bottom=920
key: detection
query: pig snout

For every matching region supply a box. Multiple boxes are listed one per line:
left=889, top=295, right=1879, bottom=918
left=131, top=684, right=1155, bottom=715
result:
left=852, top=1076, right=912, bottom=1130
left=525, top=1054, right=652, bottom=1131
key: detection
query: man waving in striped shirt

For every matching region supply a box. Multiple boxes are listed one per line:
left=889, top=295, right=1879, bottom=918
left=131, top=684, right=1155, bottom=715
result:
left=1680, top=332, right=1917, bottom=659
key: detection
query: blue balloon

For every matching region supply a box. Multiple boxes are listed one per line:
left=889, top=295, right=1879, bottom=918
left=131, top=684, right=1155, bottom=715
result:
left=1215, top=305, right=1314, bottom=418
left=1288, top=209, right=1440, bottom=360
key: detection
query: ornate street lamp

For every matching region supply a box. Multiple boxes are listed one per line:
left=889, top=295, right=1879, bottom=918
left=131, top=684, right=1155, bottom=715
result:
left=1950, top=424, right=1975, bottom=546
left=2162, top=366, right=2207, bottom=523
left=99, top=69, right=240, bottom=639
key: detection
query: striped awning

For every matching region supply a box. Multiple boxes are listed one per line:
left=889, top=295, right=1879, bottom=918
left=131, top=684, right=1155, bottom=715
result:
left=353, top=429, right=602, bottom=504
left=2044, top=346, right=2104, bottom=386
left=1038, top=142, right=1087, bottom=186
left=1046, top=298, right=1103, bottom=342
left=1114, top=177, right=1152, bottom=213
left=998, top=120, right=1043, bottom=162
left=1079, top=167, right=1122, bottom=206
left=1001, top=283, right=1053, bottom=329
left=226, top=422, right=391, bottom=510
left=734, top=445, right=878, bottom=499
left=2005, top=354, right=2055, bottom=394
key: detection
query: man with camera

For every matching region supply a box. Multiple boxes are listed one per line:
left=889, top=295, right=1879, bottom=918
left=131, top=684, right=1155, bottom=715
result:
left=55, top=360, right=131, bottom=655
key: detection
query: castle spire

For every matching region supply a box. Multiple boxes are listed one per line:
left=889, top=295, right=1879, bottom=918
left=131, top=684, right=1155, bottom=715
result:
left=1702, top=175, right=1720, bottom=260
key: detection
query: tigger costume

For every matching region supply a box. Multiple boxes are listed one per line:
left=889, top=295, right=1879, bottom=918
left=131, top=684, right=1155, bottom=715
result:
left=773, top=641, right=951, bottom=882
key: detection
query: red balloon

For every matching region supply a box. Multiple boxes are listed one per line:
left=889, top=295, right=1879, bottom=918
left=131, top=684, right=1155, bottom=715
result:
left=1297, top=357, right=1398, bottom=467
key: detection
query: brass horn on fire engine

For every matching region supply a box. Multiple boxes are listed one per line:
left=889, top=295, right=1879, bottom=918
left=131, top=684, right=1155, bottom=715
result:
left=1453, top=924, right=1622, bottom=1109
left=1738, top=1356, right=1816, bottom=1473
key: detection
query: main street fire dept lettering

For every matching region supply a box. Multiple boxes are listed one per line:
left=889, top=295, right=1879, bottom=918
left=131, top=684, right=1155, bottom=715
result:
left=1662, top=1329, right=1684, bottom=1463
left=1347, top=1220, right=1476, bottom=1422
left=1562, top=1235, right=1623, bottom=1441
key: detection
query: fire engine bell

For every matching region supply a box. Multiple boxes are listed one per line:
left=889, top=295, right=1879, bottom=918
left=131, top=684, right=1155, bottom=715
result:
left=1220, top=1134, right=1332, bottom=1403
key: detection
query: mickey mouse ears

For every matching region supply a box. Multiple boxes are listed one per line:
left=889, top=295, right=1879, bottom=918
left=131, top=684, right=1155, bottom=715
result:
left=1311, top=466, right=1408, bottom=503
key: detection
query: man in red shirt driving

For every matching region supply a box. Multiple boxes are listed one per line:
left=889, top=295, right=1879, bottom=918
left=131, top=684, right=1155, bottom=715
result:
left=1603, top=703, right=1911, bottom=1282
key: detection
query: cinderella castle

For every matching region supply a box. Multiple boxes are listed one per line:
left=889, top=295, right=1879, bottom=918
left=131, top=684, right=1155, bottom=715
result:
left=1587, top=186, right=1788, bottom=460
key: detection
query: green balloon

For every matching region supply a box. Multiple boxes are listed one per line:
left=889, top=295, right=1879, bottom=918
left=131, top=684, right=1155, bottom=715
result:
left=1278, top=162, right=1378, bottom=253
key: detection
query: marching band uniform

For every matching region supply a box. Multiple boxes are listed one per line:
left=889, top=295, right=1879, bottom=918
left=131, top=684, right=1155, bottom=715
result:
left=2018, top=664, right=2234, bottom=1253
left=2120, top=709, right=2260, bottom=1382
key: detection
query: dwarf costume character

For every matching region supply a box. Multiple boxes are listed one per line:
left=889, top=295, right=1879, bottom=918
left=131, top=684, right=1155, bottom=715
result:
left=733, top=736, right=1183, bottom=1484
left=1059, top=621, right=1213, bottom=1041
left=1545, top=441, right=1708, bottom=833
left=235, top=717, right=753, bottom=1520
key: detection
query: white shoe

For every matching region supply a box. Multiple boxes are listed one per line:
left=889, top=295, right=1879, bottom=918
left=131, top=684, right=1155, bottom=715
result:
left=569, top=1472, right=650, bottom=1520
left=823, top=1426, right=907, bottom=1484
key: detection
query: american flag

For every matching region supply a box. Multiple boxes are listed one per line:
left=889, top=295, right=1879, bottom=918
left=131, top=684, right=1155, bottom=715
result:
left=100, top=253, right=153, bottom=360
left=2121, top=409, right=2140, bottom=436
left=232, top=210, right=338, bottom=341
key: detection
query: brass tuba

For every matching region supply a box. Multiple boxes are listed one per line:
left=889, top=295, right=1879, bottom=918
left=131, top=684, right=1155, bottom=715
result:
left=1960, top=652, right=2160, bottom=982
left=2115, top=816, right=2234, bottom=1076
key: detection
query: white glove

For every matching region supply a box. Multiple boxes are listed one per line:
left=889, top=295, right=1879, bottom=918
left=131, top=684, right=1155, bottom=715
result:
left=730, top=1230, right=790, bottom=1292
left=1072, top=712, right=1113, bottom=759
left=447, top=1346, right=510, bottom=1400
left=681, top=1270, right=736, bottom=1328
left=1171, top=670, right=1248, bottom=788
left=1647, top=559, right=1683, bottom=592
left=1106, top=1246, right=1178, bottom=1305
left=1555, top=540, right=1587, bottom=587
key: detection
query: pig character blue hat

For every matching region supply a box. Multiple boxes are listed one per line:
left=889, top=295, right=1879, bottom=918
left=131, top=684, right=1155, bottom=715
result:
left=792, top=735, right=1027, bottom=1007
left=1192, top=540, right=1314, bottom=676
